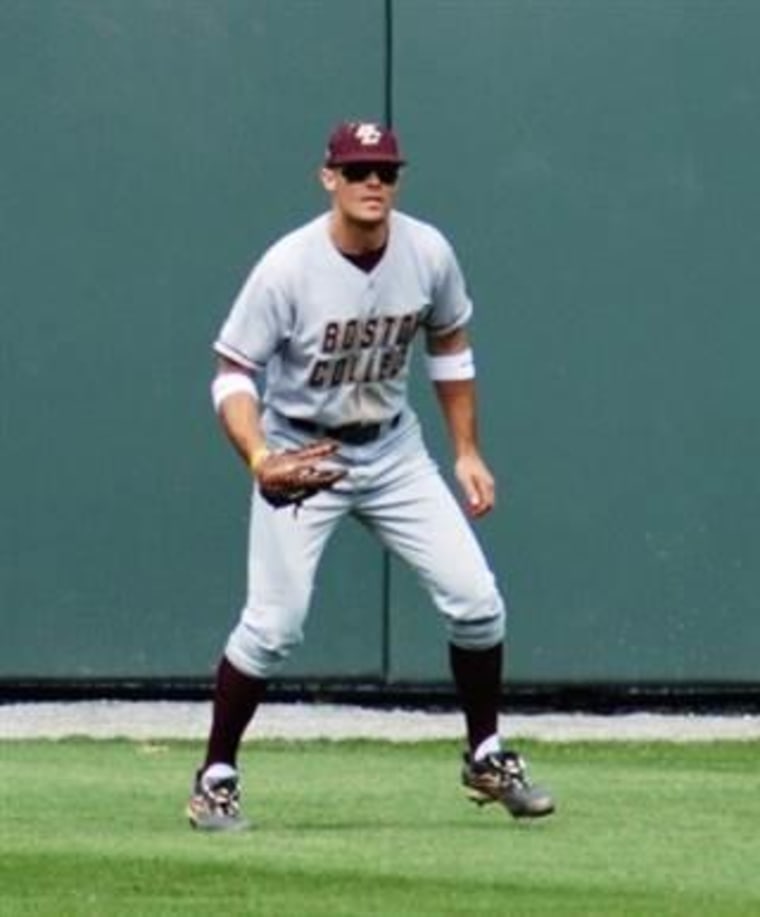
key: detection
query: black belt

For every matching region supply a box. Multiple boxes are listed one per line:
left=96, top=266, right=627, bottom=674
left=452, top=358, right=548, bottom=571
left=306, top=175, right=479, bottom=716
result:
left=285, top=412, right=401, bottom=446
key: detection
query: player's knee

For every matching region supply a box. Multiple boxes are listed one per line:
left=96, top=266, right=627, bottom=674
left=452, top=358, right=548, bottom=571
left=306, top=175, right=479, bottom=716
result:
left=224, top=615, right=304, bottom=678
left=446, top=590, right=506, bottom=650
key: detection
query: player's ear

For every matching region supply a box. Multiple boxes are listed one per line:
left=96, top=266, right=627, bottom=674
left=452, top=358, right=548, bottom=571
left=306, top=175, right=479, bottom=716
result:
left=320, top=167, right=338, bottom=193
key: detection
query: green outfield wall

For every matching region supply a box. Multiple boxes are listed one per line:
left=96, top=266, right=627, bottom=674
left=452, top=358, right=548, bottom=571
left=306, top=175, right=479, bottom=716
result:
left=2, top=1, right=758, bottom=686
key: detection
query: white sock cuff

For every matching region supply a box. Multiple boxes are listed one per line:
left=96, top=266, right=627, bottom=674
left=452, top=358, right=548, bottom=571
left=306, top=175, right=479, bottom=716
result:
left=473, top=734, right=502, bottom=761
left=202, top=762, right=238, bottom=783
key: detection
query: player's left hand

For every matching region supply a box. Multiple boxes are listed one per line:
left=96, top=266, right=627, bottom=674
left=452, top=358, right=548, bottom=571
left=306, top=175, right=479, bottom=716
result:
left=254, top=439, right=348, bottom=509
left=454, top=453, right=496, bottom=518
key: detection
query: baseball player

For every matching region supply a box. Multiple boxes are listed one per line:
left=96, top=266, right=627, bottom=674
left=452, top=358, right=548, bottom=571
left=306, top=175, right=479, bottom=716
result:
left=187, top=120, right=555, bottom=830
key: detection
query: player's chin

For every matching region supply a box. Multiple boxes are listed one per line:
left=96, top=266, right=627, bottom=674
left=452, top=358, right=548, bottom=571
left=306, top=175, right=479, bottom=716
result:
left=353, top=204, right=389, bottom=225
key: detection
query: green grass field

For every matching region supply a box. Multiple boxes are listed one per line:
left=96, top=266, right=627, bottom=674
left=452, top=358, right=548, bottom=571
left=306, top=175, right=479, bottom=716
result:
left=1, top=738, right=759, bottom=916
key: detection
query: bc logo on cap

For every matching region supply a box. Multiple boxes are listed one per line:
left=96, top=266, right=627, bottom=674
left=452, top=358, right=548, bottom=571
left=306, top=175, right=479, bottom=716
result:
left=354, top=123, right=383, bottom=146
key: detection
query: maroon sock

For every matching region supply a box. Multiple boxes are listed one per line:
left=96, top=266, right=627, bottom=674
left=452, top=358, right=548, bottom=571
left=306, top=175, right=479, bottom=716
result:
left=202, top=655, right=268, bottom=771
left=449, top=642, right=503, bottom=754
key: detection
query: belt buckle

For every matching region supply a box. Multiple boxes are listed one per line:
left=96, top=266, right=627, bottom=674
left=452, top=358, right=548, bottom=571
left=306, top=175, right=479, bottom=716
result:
left=330, top=413, right=400, bottom=446
left=340, top=422, right=378, bottom=445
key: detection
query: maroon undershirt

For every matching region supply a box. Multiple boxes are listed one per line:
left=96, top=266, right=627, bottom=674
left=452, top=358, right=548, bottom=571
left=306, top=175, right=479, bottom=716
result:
left=340, top=244, right=386, bottom=273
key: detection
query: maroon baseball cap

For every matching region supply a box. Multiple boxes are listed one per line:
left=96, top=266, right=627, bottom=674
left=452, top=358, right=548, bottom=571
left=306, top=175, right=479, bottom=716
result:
left=324, top=121, right=406, bottom=166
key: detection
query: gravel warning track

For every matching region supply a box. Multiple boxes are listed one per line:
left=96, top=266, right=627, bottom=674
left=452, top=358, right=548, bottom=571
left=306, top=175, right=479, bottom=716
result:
left=2, top=701, right=760, bottom=742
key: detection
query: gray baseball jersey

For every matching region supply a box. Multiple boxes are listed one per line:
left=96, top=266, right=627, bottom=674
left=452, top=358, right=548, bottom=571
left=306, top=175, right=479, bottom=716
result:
left=214, top=210, right=473, bottom=425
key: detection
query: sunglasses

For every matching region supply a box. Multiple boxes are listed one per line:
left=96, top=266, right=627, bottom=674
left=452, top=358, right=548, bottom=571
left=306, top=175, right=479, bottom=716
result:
left=339, top=162, right=401, bottom=185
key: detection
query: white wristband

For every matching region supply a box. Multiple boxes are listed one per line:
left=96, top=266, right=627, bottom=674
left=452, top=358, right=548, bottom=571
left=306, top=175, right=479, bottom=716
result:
left=425, top=348, right=475, bottom=381
left=211, top=372, right=258, bottom=411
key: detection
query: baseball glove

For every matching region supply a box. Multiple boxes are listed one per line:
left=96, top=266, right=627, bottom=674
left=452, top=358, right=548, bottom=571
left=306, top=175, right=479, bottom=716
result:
left=255, top=439, right=347, bottom=509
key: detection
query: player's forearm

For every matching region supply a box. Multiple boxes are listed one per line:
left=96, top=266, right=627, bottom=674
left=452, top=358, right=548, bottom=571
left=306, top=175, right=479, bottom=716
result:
left=434, top=379, right=481, bottom=459
left=211, top=357, right=269, bottom=468
left=218, top=392, right=267, bottom=467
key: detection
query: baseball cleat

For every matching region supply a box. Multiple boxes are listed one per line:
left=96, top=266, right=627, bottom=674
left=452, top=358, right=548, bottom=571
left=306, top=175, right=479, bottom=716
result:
left=462, top=750, right=555, bottom=819
left=187, top=764, right=250, bottom=831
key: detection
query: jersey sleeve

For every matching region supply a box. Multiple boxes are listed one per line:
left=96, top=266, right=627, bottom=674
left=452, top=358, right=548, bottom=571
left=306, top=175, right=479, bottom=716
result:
left=213, top=254, right=293, bottom=370
left=423, top=234, right=474, bottom=337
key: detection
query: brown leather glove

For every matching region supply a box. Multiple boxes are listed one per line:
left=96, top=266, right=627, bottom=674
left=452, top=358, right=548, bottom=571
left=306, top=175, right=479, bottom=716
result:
left=253, top=440, right=347, bottom=509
